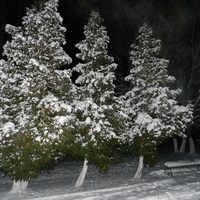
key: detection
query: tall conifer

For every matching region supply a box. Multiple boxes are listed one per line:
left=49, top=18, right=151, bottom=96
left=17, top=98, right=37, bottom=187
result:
left=124, top=23, right=193, bottom=178
left=73, top=10, right=125, bottom=187
left=0, top=0, right=74, bottom=193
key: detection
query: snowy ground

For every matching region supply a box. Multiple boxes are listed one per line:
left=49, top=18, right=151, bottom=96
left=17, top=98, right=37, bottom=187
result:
left=1, top=142, right=200, bottom=200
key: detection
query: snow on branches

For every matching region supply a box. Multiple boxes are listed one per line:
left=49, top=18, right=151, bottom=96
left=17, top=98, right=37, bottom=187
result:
left=73, top=10, right=126, bottom=183
left=0, top=0, right=74, bottom=192
left=124, top=23, right=193, bottom=176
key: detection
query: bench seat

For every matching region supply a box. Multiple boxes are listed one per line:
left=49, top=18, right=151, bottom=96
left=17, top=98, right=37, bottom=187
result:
left=164, top=161, right=200, bottom=176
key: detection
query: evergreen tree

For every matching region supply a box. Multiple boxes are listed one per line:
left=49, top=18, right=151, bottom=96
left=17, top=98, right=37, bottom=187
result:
left=0, top=0, right=74, bottom=193
left=124, top=23, right=193, bottom=178
left=72, top=10, right=126, bottom=187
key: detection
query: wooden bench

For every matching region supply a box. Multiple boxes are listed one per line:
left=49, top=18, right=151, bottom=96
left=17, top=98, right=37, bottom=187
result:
left=164, top=161, right=200, bottom=177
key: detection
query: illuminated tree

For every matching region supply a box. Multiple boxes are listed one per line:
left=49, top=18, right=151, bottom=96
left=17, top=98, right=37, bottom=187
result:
left=124, top=23, right=193, bottom=178
left=73, top=10, right=125, bottom=187
left=0, top=0, right=74, bottom=193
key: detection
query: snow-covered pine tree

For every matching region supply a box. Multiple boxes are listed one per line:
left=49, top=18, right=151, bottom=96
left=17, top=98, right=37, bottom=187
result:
left=0, top=0, right=74, bottom=194
left=124, top=23, right=193, bottom=178
left=72, top=10, right=126, bottom=187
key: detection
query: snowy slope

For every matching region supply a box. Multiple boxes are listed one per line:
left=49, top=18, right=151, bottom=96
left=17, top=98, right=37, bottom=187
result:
left=1, top=144, right=200, bottom=200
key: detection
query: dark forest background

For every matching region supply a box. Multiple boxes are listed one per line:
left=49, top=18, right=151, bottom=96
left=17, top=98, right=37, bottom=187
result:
left=1, top=0, right=200, bottom=135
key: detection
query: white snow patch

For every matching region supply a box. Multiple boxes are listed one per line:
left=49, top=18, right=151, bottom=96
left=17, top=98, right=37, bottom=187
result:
left=135, top=112, right=152, bottom=125
left=1, top=122, right=15, bottom=133
left=85, top=117, right=91, bottom=124
left=164, top=160, right=200, bottom=167
left=56, top=116, right=71, bottom=125
left=60, top=104, right=72, bottom=113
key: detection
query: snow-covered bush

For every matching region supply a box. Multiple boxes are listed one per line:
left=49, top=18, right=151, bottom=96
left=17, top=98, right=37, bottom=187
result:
left=124, top=23, right=193, bottom=178
left=72, top=10, right=126, bottom=186
left=0, top=0, right=74, bottom=193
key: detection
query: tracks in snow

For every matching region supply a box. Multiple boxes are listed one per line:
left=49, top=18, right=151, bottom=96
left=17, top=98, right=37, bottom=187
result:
left=30, top=178, right=200, bottom=200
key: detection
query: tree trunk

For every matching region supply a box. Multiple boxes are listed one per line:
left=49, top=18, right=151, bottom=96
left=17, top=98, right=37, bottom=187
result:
left=188, top=137, right=196, bottom=154
left=134, top=155, right=144, bottom=178
left=11, top=180, right=29, bottom=194
left=75, top=158, right=88, bottom=187
left=179, top=138, right=187, bottom=153
left=187, top=126, right=196, bottom=154
left=173, top=138, right=179, bottom=153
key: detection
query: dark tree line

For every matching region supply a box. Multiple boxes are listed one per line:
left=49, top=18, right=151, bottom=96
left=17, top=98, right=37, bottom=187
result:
left=1, top=0, right=200, bottom=135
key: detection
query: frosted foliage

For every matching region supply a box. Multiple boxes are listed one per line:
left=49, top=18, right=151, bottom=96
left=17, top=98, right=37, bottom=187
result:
left=74, top=98, right=123, bottom=145
left=75, top=11, right=110, bottom=62
left=3, top=0, right=72, bottom=69
left=72, top=10, right=126, bottom=170
left=0, top=0, right=74, bottom=182
left=74, top=10, right=117, bottom=97
left=125, top=23, right=193, bottom=143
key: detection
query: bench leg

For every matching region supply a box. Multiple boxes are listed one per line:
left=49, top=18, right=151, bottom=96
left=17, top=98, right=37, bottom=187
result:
left=164, top=168, right=173, bottom=177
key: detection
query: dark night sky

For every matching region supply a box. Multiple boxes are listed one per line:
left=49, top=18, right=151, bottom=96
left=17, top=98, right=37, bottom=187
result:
left=1, top=0, right=200, bottom=100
